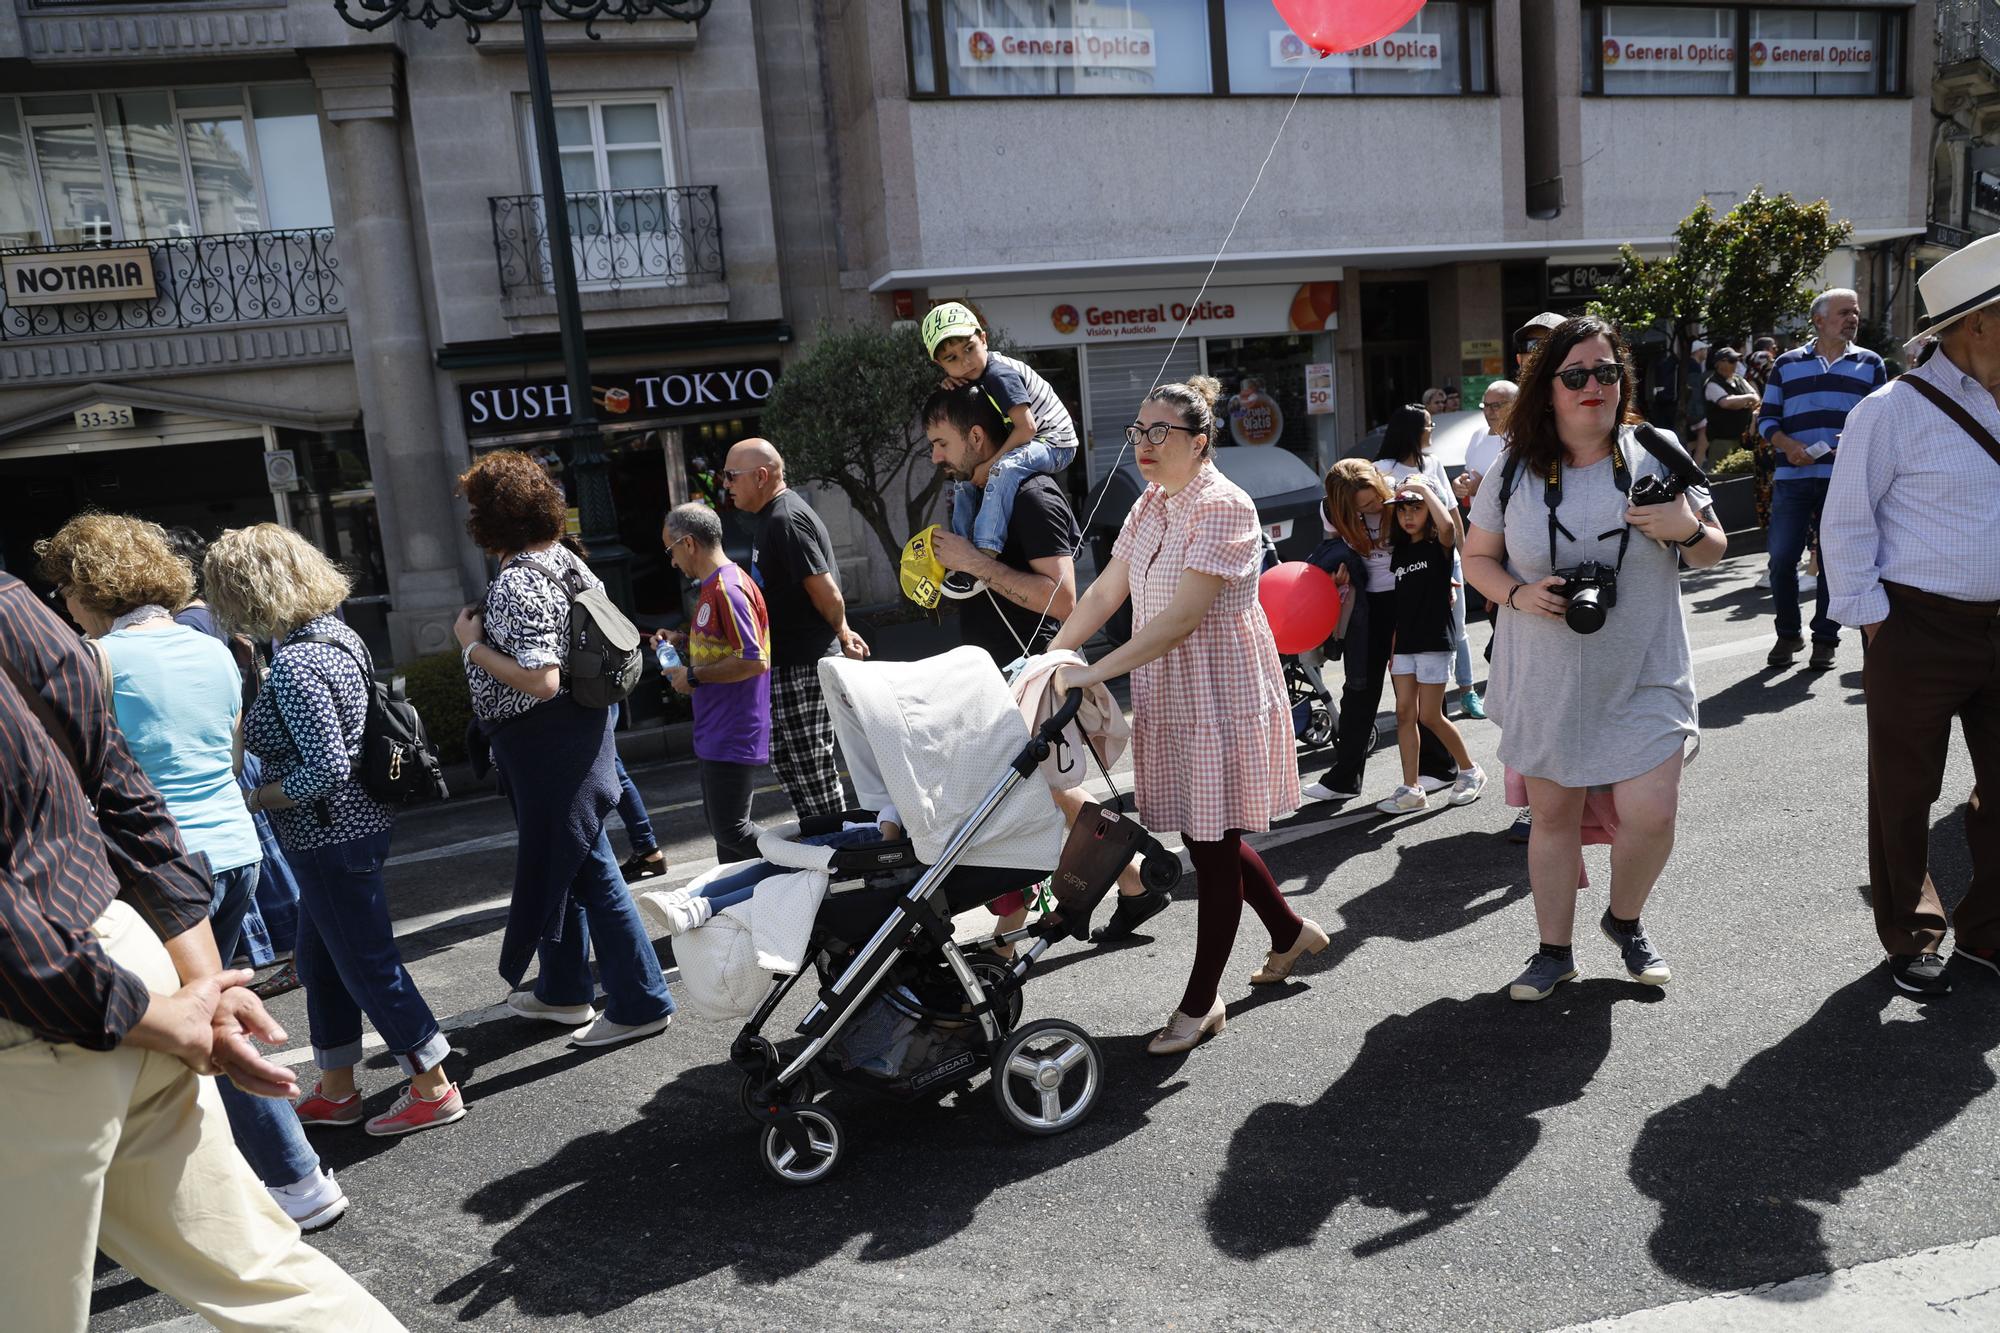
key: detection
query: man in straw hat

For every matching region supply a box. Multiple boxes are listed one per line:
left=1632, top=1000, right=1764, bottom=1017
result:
left=1820, top=234, right=2000, bottom=996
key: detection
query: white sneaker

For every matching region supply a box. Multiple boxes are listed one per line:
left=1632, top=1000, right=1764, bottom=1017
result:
left=1375, top=784, right=1430, bottom=814
left=1302, top=780, right=1359, bottom=803
left=1417, top=773, right=1454, bottom=794
left=1449, top=764, right=1487, bottom=807
left=268, top=1167, right=349, bottom=1232
left=571, top=1012, right=673, bottom=1049
left=636, top=888, right=713, bottom=937
left=505, top=990, right=596, bottom=1026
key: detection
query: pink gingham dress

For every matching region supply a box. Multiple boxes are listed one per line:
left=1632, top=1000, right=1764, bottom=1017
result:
left=1112, top=462, right=1300, bottom=841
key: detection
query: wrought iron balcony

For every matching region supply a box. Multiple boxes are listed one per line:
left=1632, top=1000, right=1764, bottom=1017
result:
left=0, top=228, right=343, bottom=341
left=489, top=185, right=723, bottom=297
left=1941, top=0, right=2000, bottom=72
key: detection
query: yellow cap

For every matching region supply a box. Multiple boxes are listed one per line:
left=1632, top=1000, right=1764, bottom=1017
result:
left=899, top=524, right=946, bottom=609
left=920, top=302, right=982, bottom=358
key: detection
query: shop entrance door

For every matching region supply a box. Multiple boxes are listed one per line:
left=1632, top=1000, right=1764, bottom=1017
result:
left=0, top=438, right=270, bottom=591
left=1360, top=281, right=1431, bottom=433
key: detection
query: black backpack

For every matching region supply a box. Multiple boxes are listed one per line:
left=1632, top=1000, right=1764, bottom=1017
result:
left=294, top=633, right=449, bottom=806
left=506, top=557, right=643, bottom=709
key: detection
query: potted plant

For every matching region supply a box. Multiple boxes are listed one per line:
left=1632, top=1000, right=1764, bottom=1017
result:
left=1704, top=447, right=1759, bottom=534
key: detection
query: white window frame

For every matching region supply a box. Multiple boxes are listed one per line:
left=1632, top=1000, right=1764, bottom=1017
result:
left=519, top=93, right=681, bottom=292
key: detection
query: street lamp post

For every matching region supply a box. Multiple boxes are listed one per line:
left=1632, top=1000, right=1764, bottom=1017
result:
left=332, top=0, right=713, bottom=611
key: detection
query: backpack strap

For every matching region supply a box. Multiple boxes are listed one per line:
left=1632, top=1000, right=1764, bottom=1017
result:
left=1901, top=375, right=2000, bottom=472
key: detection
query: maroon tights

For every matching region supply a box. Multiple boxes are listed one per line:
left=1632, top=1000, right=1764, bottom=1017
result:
left=1179, top=831, right=1303, bottom=1016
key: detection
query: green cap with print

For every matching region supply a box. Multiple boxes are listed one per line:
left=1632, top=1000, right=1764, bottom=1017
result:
left=921, top=302, right=983, bottom=358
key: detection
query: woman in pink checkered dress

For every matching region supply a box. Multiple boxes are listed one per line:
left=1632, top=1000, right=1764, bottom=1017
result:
left=1050, top=378, right=1323, bottom=1055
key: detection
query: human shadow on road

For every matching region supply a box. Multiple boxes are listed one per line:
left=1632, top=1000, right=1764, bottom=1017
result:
left=433, top=1033, right=1191, bottom=1319
left=1631, top=973, right=2000, bottom=1292
left=1207, top=981, right=1654, bottom=1260
left=1693, top=664, right=1825, bottom=731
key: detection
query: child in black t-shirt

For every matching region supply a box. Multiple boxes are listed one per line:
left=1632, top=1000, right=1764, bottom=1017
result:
left=1379, top=483, right=1485, bottom=814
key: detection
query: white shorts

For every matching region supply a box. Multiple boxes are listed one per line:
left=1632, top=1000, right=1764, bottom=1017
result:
left=1391, top=651, right=1453, bottom=685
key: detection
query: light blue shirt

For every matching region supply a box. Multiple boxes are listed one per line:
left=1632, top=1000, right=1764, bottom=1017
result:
left=101, top=622, right=262, bottom=874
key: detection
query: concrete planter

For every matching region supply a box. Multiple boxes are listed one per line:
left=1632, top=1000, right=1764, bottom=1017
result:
left=1708, top=475, right=1759, bottom=534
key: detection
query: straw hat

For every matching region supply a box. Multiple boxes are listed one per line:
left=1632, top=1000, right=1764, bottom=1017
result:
left=1912, top=232, right=2000, bottom=354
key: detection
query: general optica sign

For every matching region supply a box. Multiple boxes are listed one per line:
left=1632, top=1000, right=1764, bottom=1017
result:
left=955, top=27, right=1157, bottom=69
left=974, top=282, right=1341, bottom=347
left=1270, top=28, right=1442, bottom=69
left=1749, top=39, right=1873, bottom=73
left=1600, top=36, right=1737, bottom=71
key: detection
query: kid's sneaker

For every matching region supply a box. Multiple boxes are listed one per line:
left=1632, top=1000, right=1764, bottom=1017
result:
left=1448, top=765, right=1487, bottom=807
left=1375, top=784, right=1429, bottom=814
left=363, top=1082, right=466, bottom=1138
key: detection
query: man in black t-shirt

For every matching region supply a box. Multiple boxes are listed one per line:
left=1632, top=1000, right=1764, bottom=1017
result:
left=722, top=438, right=870, bottom=820
left=924, top=387, right=1079, bottom=662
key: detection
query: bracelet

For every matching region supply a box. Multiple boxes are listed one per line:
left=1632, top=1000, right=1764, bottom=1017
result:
left=248, top=785, right=263, bottom=813
left=1505, top=583, right=1523, bottom=610
left=461, top=641, right=477, bottom=670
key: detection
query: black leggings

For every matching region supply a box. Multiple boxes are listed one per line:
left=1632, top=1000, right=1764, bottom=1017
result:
left=1316, top=589, right=1455, bottom=791
left=1180, top=832, right=1301, bottom=1016
left=699, top=758, right=764, bottom=863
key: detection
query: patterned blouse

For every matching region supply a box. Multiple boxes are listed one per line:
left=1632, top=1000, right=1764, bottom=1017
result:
left=243, top=614, right=393, bottom=852
left=468, top=544, right=598, bottom=723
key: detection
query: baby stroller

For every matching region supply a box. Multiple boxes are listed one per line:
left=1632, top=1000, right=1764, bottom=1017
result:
left=724, top=648, right=1181, bottom=1186
left=1285, top=653, right=1335, bottom=749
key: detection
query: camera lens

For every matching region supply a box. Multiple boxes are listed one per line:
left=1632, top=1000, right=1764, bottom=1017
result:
left=1565, top=587, right=1607, bottom=635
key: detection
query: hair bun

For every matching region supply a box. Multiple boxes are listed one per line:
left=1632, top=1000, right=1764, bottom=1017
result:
left=1185, top=375, right=1223, bottom=409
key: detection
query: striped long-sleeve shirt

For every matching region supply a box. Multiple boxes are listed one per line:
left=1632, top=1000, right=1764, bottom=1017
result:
left=1756, top=339, right=1887, bottom=481
left=0, top=572, right=213, bottom=1049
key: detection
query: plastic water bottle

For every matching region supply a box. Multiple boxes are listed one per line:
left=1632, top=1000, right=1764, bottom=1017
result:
left=655, top=640, right=681, bottom=672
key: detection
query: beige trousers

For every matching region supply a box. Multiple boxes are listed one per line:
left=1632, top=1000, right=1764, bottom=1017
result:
left=0, top=899, right=404, bottom=1332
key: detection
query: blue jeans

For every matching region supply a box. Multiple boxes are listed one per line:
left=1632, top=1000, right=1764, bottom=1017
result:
left=208, top=860, right=320, bottom=1188
left=533, top=829, right=676, bottom=1027
left=1450, top=580, right=1474, bottom=692
left=695, top=825, right=885, bottom=913
left=291, top=827, right=450, bottom=1074
left=612, top=755, right=658, bottom=857
left=1768, top=477, right=1838, bottom=643
left=951, top=437, right=1076, bottom=554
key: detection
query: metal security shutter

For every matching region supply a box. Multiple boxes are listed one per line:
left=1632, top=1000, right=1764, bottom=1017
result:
left=1084, top=339, right=1202, bottom=486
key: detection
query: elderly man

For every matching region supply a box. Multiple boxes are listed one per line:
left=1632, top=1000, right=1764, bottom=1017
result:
left=662, top=503, right=772, bottom=863
left=0, top=571, right=401, bottom=1330
left=1822, top=238, right=2000, bottom=996
left=1757, top=288, right=1887, bottom=672
left=720, top=438, right=867, bottom=822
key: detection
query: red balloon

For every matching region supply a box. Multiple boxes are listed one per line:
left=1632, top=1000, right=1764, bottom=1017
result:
left=1259, top=561, right=1346, bottom=655
left=1273, top=0, right=1428, bottom=57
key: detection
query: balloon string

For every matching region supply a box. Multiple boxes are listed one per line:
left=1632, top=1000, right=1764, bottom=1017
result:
left=1017, top=54, right=1323, bottom=648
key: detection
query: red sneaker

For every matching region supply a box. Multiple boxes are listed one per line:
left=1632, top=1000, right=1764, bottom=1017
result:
left=364, top=1081, right=466, bottom=1138
left=293, top=1083, right=364, bottom=1127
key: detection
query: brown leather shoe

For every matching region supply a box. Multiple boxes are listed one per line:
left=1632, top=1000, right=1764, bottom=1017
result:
left=1250, top=918, right=1331, bottom=984
left=1147, top=998, right=1226, bottom=1055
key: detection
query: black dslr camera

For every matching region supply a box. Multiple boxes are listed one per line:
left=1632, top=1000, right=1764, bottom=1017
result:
left=1553, top=561, right=1618, bottom=635
left=1626, top=423, right=1711, bottom=508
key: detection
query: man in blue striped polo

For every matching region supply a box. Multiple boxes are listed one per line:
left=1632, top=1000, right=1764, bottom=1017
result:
left=1757, top=288, right=1887, bottom=671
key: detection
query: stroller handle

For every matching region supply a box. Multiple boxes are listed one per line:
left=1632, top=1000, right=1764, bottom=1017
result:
left=1011, top=687, right=1087, bottom=779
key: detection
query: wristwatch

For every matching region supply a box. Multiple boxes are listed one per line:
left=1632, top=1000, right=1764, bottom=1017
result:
left=1677, top=520, right=1707, bottom=549
left=684, top=665, right=700, bottom=689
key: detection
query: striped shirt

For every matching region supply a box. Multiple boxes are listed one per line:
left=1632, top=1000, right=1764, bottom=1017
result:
left=979, top=352, right=1079, bottom=458
left=0, top=573, right=212, bottom=1050
left=1757, top=339, right=1887, bottom=481
left=1821, top=347, right=2000, bottom=627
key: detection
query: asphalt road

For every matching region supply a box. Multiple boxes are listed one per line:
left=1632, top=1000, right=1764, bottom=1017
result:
left=89, top=545, right=2000, bottom=1332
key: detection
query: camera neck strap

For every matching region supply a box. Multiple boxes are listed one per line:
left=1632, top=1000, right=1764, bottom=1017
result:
left=1542, top=438, right=1636, bottom=572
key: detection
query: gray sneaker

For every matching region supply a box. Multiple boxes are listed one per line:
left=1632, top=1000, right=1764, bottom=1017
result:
left=1508, top=952, right=1578, bottom=1002
left=1600, top=910, right=1671, bottom=985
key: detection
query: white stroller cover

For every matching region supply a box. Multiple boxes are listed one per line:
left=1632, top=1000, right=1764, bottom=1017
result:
left=819, top=647, right=1063, bottom=873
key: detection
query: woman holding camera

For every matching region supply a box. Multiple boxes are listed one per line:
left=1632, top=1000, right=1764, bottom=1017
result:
left=1462, top=316, right=1726, bottom=1002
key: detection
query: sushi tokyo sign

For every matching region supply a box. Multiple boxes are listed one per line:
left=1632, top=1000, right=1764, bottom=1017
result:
left=460, top=361, right=779, bottom=438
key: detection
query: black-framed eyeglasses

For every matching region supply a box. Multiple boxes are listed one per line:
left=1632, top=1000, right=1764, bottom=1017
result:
left=1555, top=364, right=1622, bottom=392
left=1125, top=422, right=1201, bottom=447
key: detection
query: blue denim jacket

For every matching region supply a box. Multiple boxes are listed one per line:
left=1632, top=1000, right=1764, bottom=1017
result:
left=1306, top=537, right=1371, bottom=664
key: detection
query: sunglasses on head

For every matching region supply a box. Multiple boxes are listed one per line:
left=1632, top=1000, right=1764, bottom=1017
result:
left=1554, top=364, right=1622, bottom=392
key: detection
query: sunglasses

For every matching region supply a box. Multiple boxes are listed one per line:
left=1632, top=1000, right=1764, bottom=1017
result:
left=1554, top=364, right=1623, bottom=392
left=720, top=467, right=756, bottom=482
left=1125, top=422, right=1201, bottom=447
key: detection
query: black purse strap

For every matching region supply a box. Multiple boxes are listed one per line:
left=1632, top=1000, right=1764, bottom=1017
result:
left=1902, top=376, right=2000, bottom=473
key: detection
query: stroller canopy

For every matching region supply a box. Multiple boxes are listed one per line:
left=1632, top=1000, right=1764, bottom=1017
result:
left=820, top=647, right=1063, bottom=874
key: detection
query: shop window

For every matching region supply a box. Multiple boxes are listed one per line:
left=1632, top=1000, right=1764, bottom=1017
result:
left=0, top=85, right=333, bottom=248
left=1206, top=335, right=1320, bottom=464
left=914, top=0, right=1214, bottom=97
left=1226, top=0, right=1491, bottom=96
left=1583, top=5, right=1905, bottom=97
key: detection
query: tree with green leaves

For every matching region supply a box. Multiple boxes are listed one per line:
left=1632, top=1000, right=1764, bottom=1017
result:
left=1589, top=188, right=1853, bottom=356
left=757, top=321, right=950, bottom=568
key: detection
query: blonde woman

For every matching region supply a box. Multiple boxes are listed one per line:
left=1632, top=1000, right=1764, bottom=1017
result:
left=36, top=515, right=345, bottom=1226
left=1304, top=460, right=1460, bottom=804
left=205, top=524, right=461, bottom=1137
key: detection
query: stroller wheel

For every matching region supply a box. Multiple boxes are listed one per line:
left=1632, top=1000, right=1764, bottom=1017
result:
left=759, top=1105, right=844, bottom=1187
left=991, top=1019, right=1102, bottom=1137
left=740, top=1066, right=823, bottom=1122
left=1302, top=702, right=1334, bottom=749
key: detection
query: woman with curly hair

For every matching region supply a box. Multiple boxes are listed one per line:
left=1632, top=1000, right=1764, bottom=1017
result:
left=36, top=515, right=347, bottom=1224
left=455, top=451, right=674, bottom=1050
left=206, top=523, right=461, bottom=1138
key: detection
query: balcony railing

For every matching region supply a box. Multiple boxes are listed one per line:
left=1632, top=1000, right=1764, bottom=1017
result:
left=489, top=185, right=723, bottom=298
left=0, top=228, right=343, bottom=341
left=1940, top=0, right=2000, bottom=69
